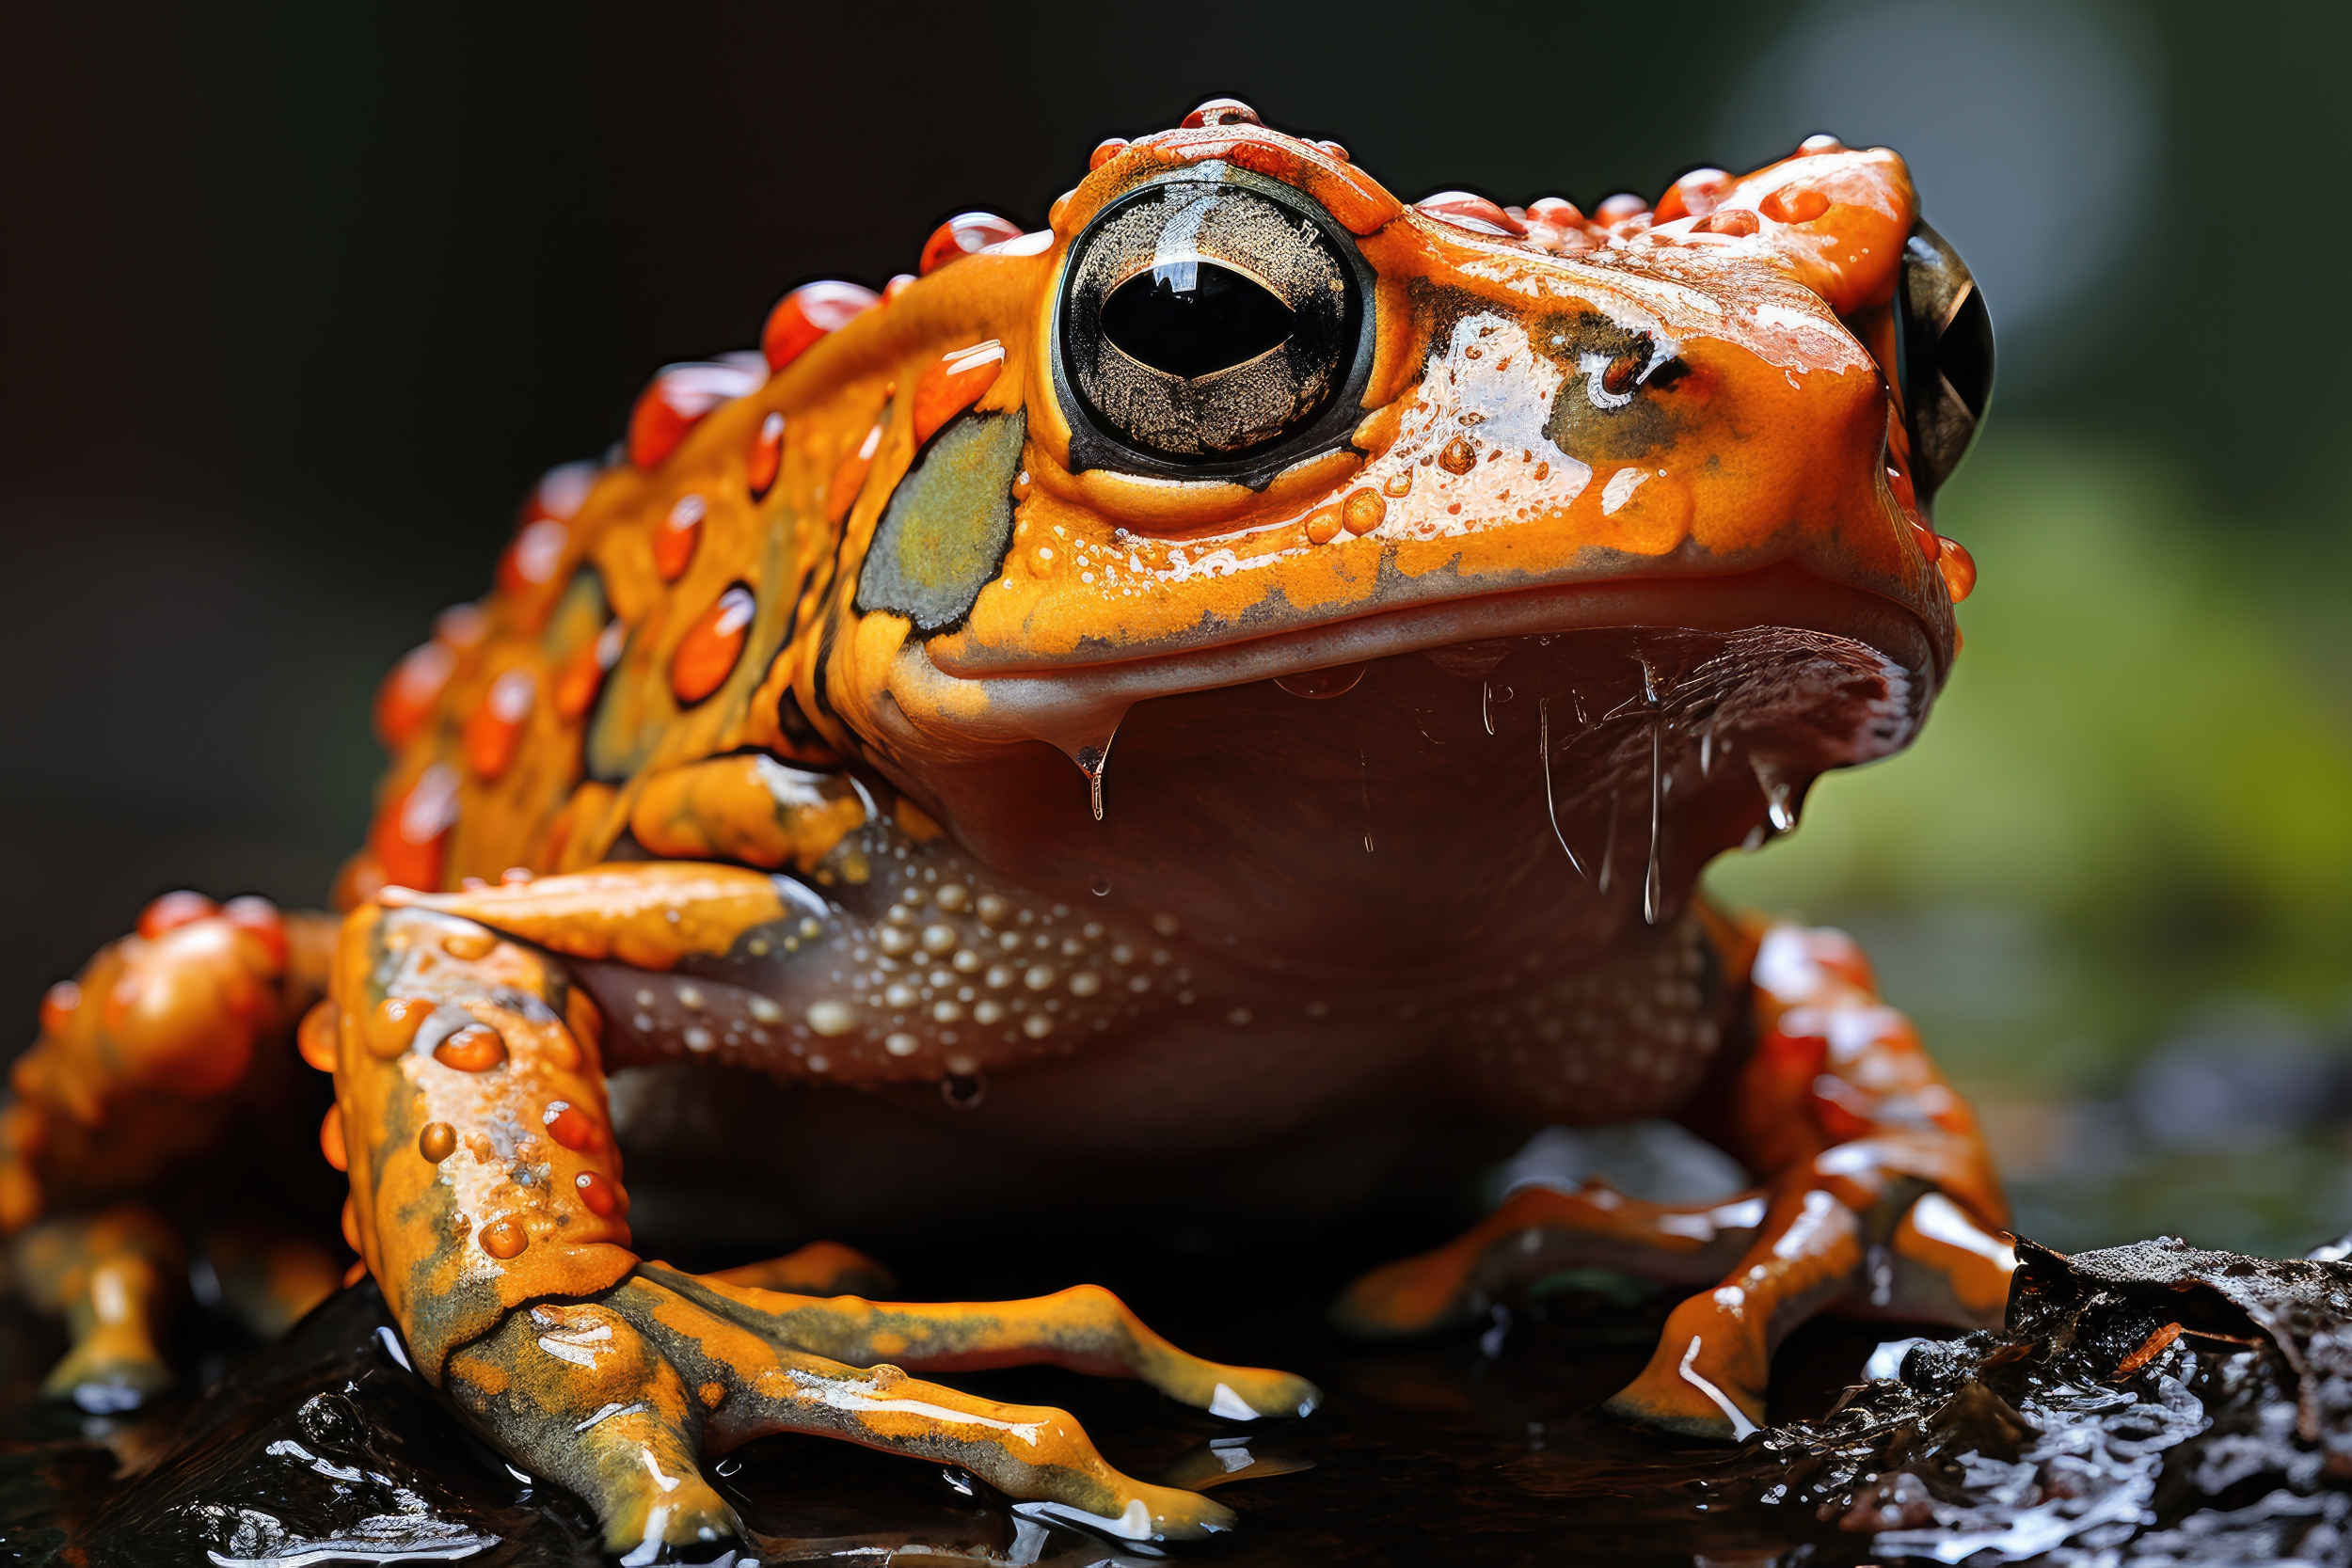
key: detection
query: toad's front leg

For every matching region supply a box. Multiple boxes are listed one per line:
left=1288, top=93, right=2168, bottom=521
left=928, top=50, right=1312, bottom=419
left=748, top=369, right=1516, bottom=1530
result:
left=1337, top=918, right=2013, bottom=1439
left=332, top=865, right=1313, bottom=1560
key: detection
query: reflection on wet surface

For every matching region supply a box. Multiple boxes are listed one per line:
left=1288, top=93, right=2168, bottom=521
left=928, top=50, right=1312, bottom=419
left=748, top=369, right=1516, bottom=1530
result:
left=1, top=1220, right=1892, bottom=1568
left=8, top=1220, right=2352, bottom=1565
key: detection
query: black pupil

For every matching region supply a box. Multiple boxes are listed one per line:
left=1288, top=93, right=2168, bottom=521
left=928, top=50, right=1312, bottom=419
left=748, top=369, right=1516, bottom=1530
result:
left=1100, top=261, right=1294, bottom=379
left=1940, top=285, right=1994, bottom=420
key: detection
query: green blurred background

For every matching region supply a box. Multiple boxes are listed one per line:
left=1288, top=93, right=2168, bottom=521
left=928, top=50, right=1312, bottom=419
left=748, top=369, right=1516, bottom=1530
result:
left=3, top=0, right=2346, bottom=1253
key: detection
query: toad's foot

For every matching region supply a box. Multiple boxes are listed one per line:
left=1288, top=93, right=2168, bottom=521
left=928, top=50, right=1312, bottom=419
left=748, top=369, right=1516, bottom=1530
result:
left=12, top=1205, right=183, bottom=1412
left=1331, top=1180, right=1770, bottom=1340
left=445, top=1265, right=1319, bottom=1560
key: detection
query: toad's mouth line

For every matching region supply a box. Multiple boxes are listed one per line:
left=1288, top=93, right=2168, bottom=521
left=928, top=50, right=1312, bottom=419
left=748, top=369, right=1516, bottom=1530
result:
left=914, top=565, right=1940, bottom=756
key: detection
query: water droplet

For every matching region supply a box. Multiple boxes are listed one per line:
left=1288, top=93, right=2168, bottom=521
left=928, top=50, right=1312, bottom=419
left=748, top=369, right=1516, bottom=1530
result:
left=1055, top=724, right=1120, bottom=821
left=1753, top=756, right=1799, bottom=832
left=1275, top=663, right=1367, bottom=699
left=1089, top=874, right=1112, bottom=897
left=1643, top=713, right=1665, bottom=927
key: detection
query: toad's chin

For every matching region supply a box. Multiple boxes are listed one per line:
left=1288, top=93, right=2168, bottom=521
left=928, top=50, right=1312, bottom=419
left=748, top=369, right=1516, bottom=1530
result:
left=893, top=568, right=1936, bottom=982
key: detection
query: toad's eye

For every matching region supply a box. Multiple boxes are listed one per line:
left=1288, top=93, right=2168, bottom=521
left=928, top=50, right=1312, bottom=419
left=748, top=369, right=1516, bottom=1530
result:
left=1896, top=219, right=1994, bottom=503
left=1100, top=261, right=1295, bottom=378
left=1056, top=172, right=1372, bottom=481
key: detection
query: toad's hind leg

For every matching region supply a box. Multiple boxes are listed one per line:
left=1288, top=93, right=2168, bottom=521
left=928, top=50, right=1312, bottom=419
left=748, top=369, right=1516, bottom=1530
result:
left=1337, top=919, right=2014, bottom=1440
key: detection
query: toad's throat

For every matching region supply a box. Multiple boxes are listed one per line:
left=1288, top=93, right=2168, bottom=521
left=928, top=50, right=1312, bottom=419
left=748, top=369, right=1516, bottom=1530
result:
left=901, top=582, right=1929, bottom=976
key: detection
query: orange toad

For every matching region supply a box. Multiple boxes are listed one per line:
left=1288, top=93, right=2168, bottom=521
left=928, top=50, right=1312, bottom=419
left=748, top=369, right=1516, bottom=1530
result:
left=2, top=99, right=2005, bottom=1557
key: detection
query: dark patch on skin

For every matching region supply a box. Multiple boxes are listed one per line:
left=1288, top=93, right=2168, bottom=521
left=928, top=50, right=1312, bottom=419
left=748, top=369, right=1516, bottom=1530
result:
left=775, top=687, right=825, bottom=752
left=583, top=622, right=648, bottom=785
left=1539, top=309, right=1692, bottom=464
left=853, top=409, right=1027, bottom=637
left=808, top=610, right=843, bottom=738
left=543, top=569, right=609, bottom=657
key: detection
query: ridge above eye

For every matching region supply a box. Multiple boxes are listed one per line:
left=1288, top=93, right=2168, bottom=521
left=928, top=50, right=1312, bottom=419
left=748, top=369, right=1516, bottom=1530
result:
left=1100, top=262, right=1296, bottom=380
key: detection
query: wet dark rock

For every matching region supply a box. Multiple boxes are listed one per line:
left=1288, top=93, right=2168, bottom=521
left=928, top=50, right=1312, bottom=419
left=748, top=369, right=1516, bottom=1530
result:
left=8, top=1228, right=2352, bottom=1565
left=1753, top=1235, right=2352, bottom=1564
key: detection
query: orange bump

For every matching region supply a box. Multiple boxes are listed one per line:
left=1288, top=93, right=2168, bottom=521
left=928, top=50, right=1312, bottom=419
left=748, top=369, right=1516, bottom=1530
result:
left=555, top=621, right=625, bottom=721
left=1415, top=191, right=1525, bottom=237
left=628, top=357, right=764, bottom=469
left=496, top=516, right=569, bottom=596
left=671, top=584, right=756, bottom=706
left=373, top=641, right=455, bottom=751
left=575, top=1170, right=624, bottom=1218
left=341, top=1198, right=362, bottom=1252
left=463, top=669, right=536, bottom=781
left=439, top=924, right=496, bottom=960
left=911, top=341, right=1004, bottom=446
left=138, top=890, right=216, bottom=940
left=1089, top=137, right=1129, bottom=170
left=542, top=1101, right=600, bottom=1152
left=1594, top=193, right=1650, bottom=225
left=1342, top=489, right=1386, bottom=535
left=480, top=1218, right=529, bottom=1259
left=372, top=763, right=458, bottom=893
left=320, top=1105, right=347, bottom=1171
left=761, top=280, right=879, bottom=373
left=434, top=603, right=489, bottom=652
left=367, top=996, right=433, bottom=1059
left=919, top=211, right=1024, bottom=276
left=1761, top=185, right=1831, bottom=224
left=1181, top=97, right=1259, bottom=129
left=220, top=895, right=288, bottom=968
left=745, top=410, right=786, bottom=499
left=434, top=1024, right=508, bottom=1073
left=39, top=980, right=81, bottom=1039
left=1697, top=208, right=1759, bottom=237
left=529, top=459, right=596, bottom=520
left=418, top=1120, right=457, bottom=1163
left=1655, top=167, right=1732, bottom=222
left=297, top=999, right=341, bottom=1072
left=1304, top=507, right=1341, bottom=545
left=655, top=493, right=705, bottom=581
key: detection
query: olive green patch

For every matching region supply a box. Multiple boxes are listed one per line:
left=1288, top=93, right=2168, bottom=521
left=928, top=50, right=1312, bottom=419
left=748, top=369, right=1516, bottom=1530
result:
left=854, top=410, right=1026, bottom=636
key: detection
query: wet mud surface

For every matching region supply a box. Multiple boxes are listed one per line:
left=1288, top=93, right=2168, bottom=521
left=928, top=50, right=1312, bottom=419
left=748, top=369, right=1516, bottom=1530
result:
left=5, top=1223, right=2351, bottom=1566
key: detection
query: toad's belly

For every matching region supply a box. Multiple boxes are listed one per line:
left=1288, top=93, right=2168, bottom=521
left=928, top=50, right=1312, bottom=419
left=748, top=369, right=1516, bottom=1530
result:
left=604, top=1014, right=1496, bottom=1250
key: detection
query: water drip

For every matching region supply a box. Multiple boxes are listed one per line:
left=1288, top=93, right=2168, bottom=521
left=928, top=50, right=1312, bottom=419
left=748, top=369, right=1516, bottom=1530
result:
left=1537, top=697, right=1588, bottom=879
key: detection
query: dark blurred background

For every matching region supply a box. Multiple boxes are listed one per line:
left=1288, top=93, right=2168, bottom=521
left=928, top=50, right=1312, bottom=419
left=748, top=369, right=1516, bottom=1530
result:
left=5, top=0, right=2348, bottom=1252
